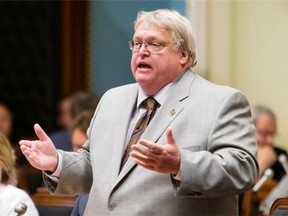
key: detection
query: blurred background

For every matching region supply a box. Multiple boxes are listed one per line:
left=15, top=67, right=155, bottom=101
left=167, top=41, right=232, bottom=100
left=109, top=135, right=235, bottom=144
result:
left=0, top=0, right=287, bottom=151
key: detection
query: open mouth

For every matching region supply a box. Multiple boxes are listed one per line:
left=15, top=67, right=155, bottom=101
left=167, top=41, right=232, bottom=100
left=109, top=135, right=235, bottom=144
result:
left=138, top=62, right=152, bottom=69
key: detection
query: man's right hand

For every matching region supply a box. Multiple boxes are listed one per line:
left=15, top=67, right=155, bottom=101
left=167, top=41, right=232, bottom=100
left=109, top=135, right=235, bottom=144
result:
left=257, top=145, right=277, bottom=178
left=19, top=123, right=58, bottom=172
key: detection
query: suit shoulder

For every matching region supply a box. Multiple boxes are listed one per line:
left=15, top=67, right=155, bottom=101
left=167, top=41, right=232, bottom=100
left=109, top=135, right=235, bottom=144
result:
left=102, top=83, right=138, bottom=97
left=194, top=74, right=247, bottom=98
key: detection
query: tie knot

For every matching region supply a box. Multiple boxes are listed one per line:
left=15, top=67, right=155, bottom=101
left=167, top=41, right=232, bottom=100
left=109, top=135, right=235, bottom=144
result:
left=146, top=97, right=157, bottom=112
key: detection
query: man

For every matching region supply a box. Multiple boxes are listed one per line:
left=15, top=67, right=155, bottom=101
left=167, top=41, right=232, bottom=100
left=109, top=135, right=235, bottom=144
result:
left=49, top=91, right=99, bottom=151
left=251, top=105, right=288, bottom=215
left=20, top=9, right=258, bottom=215
left=70, top=110, right=95, bottom=152
left=252, top=105, right=287, bottom=181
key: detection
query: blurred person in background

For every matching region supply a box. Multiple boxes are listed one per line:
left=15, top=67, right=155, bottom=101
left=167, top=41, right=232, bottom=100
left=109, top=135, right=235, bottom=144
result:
left=249, top=105, right=288, bottom=215
left=0, top=102, right=28, bottom=164
left=70, top=91, right=100, bottom=120
left=0, top=133, right=39, bottom=215
left=70, top=110, right=95, bottom=152
left=0, top=102, right=12, bottom=139
left=49, top=94, right=74, bottom=151
left=252, top=105, right=287, bottom=181
left=70, top=110, right=95, bottom=216
left=0, top=102, right=42, bottom=195
left=49, top=91, right=99, bottom=152
left=259, top=175, right=288, bottom=215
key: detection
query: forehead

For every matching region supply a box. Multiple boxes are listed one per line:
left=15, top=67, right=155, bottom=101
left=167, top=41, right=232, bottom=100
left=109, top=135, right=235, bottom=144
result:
left=256, top=113, right=276, bottom=130
left=134, top=21, right=172, bottom=40
left=0, top=106, right=10, bottom=115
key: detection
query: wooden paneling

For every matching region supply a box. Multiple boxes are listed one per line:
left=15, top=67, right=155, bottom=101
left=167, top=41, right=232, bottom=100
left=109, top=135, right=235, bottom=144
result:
left=61, top=0, right=90, bottom=96
left=0, top=1, right=89, bottom=143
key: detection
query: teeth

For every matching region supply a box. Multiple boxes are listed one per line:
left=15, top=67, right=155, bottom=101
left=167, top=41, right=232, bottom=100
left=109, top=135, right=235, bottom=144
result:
left=139, top=63, right=150, bottom=68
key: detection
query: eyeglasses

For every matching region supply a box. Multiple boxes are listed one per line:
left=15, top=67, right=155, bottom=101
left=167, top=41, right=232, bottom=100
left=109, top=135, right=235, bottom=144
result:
left=256, top=130, right=276, bottom=138
left=128, top=40, right=180, bottom=53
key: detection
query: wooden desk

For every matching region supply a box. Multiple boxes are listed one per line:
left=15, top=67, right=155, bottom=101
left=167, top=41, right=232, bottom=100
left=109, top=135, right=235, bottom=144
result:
left=32, top=187, right=77, bottom=207
left=241, top=179, right=277, bottom=216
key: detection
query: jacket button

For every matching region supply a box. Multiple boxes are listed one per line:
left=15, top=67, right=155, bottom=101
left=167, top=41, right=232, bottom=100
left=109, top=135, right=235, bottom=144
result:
left=108, top=203, right=115, bottom=211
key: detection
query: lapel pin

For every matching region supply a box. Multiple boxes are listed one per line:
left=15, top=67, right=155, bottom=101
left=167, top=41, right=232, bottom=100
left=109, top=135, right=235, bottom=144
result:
left=169, top=109, right=176, bottom=116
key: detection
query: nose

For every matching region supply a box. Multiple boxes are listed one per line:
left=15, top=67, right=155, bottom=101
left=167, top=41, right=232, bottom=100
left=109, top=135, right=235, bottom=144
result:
left=138, top=41, right=149, bottom=53
left=266, top=135, right=274, bottom=144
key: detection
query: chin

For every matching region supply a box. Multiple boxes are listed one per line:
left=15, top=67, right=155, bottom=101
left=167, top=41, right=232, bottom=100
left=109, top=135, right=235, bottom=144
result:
left=134, top=73, right=153, bottom=82
left=135, top=77, right=152, bottom=87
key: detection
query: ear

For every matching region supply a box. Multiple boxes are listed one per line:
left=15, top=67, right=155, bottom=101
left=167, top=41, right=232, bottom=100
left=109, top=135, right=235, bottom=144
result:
left=179, top=48, right=189, bottom=65
left=0, top=162, right=3, bottom=182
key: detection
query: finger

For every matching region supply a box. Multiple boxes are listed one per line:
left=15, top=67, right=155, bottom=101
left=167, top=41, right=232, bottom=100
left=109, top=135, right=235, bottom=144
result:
left=138, top=139, right=162, bottom=155
left=133, top=158, right=155, bottom=170
left=20, top=144, right=29, bottom=152
left=166, top=127, right=176, bottom=145
left=34, top=123, right=50, bottom=142
left=137, top=139, right=150, bottom=151
left=19, top=140, right=32, bottom=146
left=20, top=145, right=34, bottom=160
left=130, top=148, right=155, bottom=164
left=131, top=142, right=149, bottom=155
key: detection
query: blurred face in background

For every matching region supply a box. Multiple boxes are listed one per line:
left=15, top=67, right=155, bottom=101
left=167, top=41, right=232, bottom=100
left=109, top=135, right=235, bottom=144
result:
left=57, top=97, right=73, bottom=128
left=0, top=105, right=12, bottom=137
left=71, top=127, right=88, bottom=152
left=255, top=112, right=276, bottom=147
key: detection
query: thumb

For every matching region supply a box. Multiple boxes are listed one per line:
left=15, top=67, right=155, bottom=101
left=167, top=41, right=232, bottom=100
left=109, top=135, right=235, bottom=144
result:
left=34, top=123, right=50, bottom=141
left=166, top=127, right=176, bottom=146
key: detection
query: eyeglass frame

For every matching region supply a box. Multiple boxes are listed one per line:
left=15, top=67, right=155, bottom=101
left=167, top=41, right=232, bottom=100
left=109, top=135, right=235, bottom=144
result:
left=256, top=129, right=277, bottom=138
left=128, top=40, right=182, bottom=53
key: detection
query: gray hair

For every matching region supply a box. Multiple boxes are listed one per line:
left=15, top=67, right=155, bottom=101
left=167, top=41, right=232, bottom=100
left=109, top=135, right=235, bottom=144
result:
left=252, top=105, right=276, bottom=124
left=134, top=9, right=197, bottom=68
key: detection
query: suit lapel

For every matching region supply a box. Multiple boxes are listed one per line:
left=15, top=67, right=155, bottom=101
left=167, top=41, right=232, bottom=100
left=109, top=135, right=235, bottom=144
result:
left=143, top=70, right=196, bottom=146
left=112, top=70, right=197, bottom=189
left=109, top=85, right=139, bottom=185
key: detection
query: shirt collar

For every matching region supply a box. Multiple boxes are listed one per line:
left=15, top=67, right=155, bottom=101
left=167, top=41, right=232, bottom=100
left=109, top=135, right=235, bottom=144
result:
left=137, top=82, right=174, bottom=108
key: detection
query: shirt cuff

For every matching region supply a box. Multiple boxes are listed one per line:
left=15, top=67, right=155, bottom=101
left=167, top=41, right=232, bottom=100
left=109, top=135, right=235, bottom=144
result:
left=43, top=151, right=63, bottom=183
left=172, top=169, right=181, bottom=181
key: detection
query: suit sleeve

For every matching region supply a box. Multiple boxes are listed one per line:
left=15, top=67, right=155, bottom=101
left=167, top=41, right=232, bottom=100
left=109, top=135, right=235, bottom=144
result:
left=173, top=90, right=259, bottom=197
left=43, top=149, right=93, bottom=194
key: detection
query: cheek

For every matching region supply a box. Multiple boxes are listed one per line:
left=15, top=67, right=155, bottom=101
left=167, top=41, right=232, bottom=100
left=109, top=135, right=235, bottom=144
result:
left=256, top=134, right=263, bottom=143
left=161, top=55, right=181, bottom=70
left=130, top=55, right=137, bottom=72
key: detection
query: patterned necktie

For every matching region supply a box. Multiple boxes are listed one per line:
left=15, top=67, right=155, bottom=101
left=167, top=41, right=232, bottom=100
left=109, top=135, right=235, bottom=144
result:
left=120, top=97, right=158, bottom=168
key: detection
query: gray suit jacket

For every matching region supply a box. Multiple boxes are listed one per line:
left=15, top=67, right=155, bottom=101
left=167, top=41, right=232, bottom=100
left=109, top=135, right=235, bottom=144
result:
left=45, top=70, right=258, bottom=215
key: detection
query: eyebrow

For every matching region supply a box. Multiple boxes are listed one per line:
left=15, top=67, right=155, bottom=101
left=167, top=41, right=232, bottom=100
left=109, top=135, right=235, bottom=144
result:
left=133, top=35, right=160, bottom=41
